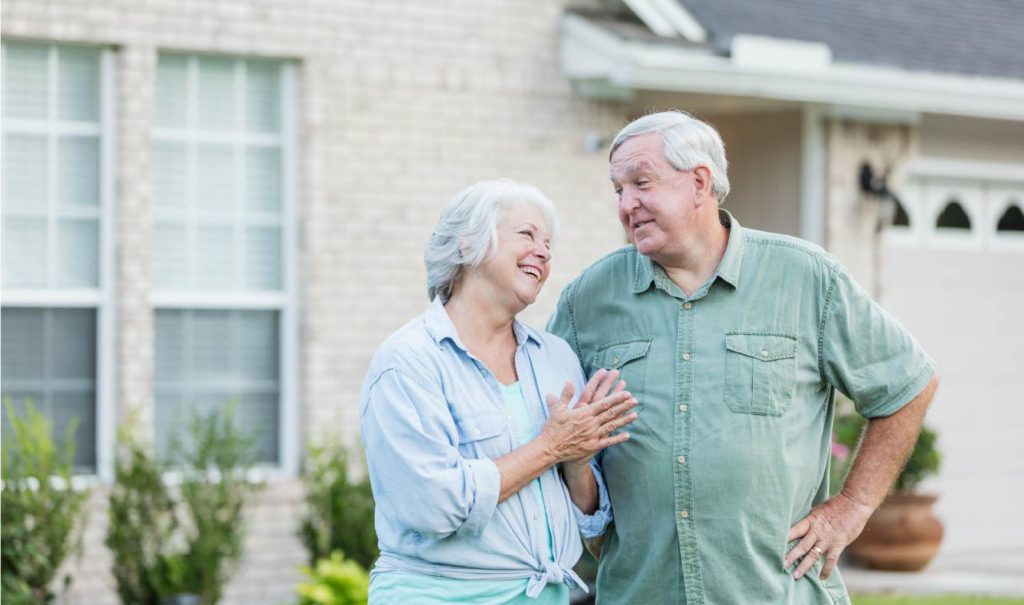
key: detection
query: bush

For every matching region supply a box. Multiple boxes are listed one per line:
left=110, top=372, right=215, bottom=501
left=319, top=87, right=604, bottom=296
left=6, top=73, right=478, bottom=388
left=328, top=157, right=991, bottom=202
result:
left=894, top=425, right=940, bottom=492
left=298, top=442, right=378, bottom=570
left=830, top=410, right=941, bottom=494
left=106, top=405, right=261, bottom=605
left=1, top=400, right=90, bottom=605
left=296, top=551, right=369, bottom=605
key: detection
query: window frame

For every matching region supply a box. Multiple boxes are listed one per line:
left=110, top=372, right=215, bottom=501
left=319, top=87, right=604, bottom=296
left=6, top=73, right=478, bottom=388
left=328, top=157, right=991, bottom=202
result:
left=0, top=41, right=118, bottom=481
left=988, top=185, right=1024, bottom=251
left=148, top=53, right=299, bottom=476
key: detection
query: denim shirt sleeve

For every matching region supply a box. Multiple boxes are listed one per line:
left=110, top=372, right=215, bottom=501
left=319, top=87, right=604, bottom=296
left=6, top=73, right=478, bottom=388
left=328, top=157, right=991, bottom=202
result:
left=819, top=265, right=937, bottom=418
left=551, top=316, right=614, bottom=539
left=361, top=366, right=500, bottom=539
left=570, top=454, right=613, bottom=539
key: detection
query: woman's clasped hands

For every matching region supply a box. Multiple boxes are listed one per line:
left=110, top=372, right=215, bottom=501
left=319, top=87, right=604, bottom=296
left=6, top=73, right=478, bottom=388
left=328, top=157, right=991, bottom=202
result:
left=538, top=368, right=638, bottom=465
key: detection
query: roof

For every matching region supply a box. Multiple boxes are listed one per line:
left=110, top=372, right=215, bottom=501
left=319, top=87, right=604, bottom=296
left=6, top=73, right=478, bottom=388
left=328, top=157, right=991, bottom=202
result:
left=576, top=0, right=1024, bottom=81
left=677, top=0, right=1024, bottom=80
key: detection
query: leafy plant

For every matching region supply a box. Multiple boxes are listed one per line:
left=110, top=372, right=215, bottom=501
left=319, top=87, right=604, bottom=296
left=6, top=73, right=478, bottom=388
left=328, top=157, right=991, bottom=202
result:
left=830, top=410, right=941, bottom=494
left=298, top=442, right=378, bottom=570
left=894, top=425, right=940, bottom=492
left=106, top=405, right=261, bottom=605
left=296, top=551, right=369, bottom=605
left=1, top=399, right=90, bottom=605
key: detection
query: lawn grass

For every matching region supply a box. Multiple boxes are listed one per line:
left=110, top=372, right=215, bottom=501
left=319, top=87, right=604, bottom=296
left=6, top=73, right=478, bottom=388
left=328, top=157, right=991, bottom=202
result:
left=853, top=596, right=1024, bottom=605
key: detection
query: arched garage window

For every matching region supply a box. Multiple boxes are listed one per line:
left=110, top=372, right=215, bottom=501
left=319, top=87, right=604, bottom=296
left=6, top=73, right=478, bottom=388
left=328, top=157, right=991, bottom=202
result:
left=996, top=202, right=1024, bottom=233
left=936, top=199, right=971, bottom=230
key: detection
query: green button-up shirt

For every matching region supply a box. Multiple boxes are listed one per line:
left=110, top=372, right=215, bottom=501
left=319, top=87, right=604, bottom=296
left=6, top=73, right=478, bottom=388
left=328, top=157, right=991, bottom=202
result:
left=548, top=211, right=936, bottom=605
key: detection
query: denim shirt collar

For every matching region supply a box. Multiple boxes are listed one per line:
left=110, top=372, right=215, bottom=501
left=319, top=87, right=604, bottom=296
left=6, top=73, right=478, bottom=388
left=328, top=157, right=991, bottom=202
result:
left=631, top=208, right=745, bottom=294
left=424, top=296, right=542, bottom=351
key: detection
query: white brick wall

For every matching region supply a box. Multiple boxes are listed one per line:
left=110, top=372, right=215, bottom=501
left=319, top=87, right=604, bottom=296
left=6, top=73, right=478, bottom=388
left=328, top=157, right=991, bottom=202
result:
left=2, top=1, right=628, bottom=602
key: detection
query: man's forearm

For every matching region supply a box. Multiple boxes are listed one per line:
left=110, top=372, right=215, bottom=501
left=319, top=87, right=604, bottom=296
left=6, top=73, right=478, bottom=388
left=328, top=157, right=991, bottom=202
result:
left=842, top=374, right=940, bottom=508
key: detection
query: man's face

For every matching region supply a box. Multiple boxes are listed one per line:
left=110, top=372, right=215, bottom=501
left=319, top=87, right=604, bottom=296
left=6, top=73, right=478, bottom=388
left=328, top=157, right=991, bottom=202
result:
left=610, top=133, right=699, bottom=263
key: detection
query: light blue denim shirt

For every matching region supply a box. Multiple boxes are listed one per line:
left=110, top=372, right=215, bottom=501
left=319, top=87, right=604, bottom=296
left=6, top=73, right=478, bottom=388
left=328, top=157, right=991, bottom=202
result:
left=359, top=297, right=612, bottom=597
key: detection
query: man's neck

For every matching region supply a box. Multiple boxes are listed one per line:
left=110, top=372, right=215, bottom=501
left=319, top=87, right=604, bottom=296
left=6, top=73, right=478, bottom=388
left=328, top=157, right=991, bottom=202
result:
left=657, top=216, right=730, bottom=298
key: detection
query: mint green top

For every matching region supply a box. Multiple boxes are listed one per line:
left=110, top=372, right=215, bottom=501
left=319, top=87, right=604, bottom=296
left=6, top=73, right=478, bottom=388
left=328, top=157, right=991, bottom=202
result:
left=548, top=211, right=936, bottom=605
left=367, top=382, right=568, bottom=605
left=500, top=381, right=557, bottom=562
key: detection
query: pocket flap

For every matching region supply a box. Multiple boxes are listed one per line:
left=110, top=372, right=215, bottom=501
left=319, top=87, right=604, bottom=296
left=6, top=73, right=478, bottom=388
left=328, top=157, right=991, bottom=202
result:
left=456, top=414, right=507, bottom=443
left=725, top=332, right=796, bottom=361
left=593, top=339, right=652, bottom=370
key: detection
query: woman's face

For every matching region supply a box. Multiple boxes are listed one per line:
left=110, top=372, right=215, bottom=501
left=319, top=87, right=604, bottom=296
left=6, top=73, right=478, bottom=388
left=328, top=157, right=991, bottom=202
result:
left=474, top=201, right=552, bottom=312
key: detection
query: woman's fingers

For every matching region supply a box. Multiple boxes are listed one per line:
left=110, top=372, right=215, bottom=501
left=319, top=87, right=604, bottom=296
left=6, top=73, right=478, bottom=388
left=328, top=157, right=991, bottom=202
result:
left=577, top=369, right=608, bottom=405
left=547, top=382, right=575, bottom=415
left=591, top=369, right=621, bottom=401
left=599, top=409, right=638, bottom=435
left=598, top=431, right=630, bottom=449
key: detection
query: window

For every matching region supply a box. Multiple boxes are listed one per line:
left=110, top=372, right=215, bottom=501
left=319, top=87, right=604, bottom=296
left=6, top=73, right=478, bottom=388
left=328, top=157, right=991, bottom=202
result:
left=150, top=53, right=294, bottom=467
left=936, top=199, right=971, bottom=230
left=1, top=41, right=113, bottom=474
left=996, top=202, right=1024, bottom=233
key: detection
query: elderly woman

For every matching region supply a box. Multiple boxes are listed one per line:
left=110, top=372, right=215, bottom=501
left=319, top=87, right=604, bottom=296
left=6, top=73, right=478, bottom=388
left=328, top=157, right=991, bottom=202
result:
left=360, top=180, right=638, bottom=604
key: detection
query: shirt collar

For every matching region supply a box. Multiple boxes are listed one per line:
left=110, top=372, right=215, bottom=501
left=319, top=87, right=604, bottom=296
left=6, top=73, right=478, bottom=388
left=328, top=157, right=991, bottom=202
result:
left=424, top=296, right=542, bottom=350
left=630, top=208, right=745, bottom=294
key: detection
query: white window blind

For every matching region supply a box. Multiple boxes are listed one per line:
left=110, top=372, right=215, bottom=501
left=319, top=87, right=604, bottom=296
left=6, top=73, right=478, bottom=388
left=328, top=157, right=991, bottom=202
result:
left=151, top=53, right=290, bottom=465
left=1, top=41, right=111, bottom=474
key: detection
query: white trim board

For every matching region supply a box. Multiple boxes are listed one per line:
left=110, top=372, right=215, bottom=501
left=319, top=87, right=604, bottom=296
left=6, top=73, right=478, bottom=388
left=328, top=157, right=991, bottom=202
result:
left=561, top=14, right=1024, bottom=122
left=908, top=158, right=1024, bottom=184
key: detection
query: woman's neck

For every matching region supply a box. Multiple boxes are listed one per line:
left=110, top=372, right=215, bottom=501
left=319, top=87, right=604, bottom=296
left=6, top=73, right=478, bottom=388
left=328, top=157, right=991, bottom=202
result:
left=444, top=284, right=519, bottom=382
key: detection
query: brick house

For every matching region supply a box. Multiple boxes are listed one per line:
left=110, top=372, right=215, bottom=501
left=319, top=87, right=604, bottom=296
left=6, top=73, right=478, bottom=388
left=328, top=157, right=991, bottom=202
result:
left=2, top=0, right=1022, bottom=602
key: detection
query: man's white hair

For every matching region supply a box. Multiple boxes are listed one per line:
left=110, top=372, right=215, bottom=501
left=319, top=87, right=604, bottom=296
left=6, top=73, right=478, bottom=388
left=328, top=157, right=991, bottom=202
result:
left=610, top=110, right=731, bottom=201
left=425, top=179, right=559, bottom=302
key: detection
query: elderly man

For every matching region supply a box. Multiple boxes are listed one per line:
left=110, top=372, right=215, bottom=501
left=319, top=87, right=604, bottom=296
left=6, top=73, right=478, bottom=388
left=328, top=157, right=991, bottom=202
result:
left=549, top=111, right=938, bottom=604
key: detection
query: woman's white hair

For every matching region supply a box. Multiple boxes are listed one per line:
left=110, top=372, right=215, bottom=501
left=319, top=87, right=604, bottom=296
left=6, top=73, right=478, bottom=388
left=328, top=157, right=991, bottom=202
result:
left=609, top=110, right=731, bottom=201
left=425, top=179, right=559, bottom=302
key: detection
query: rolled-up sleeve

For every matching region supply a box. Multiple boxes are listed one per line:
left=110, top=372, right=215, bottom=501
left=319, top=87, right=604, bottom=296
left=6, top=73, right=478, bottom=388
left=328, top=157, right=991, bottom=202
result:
left=820, top=266, right=937, bottom=419
left=571, top=454, right=613, bottom=538
left=361, top=366, right=500, bottom=539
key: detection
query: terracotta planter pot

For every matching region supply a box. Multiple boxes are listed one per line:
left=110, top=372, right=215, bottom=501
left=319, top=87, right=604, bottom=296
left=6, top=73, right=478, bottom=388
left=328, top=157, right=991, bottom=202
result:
left=848, top=492, right=944, bottom=571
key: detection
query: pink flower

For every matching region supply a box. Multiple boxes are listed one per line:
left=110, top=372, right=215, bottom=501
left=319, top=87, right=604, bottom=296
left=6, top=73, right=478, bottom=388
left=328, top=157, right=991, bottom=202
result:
left=831, top=438, right=850, bottom=462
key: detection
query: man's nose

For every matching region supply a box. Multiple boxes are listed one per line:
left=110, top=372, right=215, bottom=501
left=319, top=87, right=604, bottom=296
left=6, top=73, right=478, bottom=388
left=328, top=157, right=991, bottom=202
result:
left=619, top=189, right=640, bottom=212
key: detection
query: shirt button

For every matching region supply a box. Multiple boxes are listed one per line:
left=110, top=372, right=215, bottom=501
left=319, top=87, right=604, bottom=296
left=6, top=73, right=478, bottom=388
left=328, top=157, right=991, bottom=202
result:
left=677, top=456, right=686, bottom=464
left=679, top=403, right=688, bottom=412
left=683, top=302, right=692, bottom=310
left=760, top=350, right=769, bottom=358
left=611, top=356, right=619, bottom=365
left=682, top=353, right=691, bottom=361
left=680, top=510, right=689, bottom=519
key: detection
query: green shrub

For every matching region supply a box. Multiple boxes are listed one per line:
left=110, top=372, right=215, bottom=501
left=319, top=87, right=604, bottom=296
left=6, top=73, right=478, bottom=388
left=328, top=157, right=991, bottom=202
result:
left=106, top=405, right=261, bottom=605
left=894, top=424, right=941, bottom=492
left=830, top=410, right=941, bottom=494
left=296, top=551, right=369, bottom=605
left=1, top=400, right=90, bottom=605
left=298, top=442, right=378, bottom=570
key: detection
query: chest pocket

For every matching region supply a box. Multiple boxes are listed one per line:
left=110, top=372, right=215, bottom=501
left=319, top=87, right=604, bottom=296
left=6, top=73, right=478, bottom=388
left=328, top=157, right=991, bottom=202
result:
left=456, top=413, right=511, bottom=459
left=724, top=332, right=797, bottom=416
left=593, top=339, right=651, bottom=412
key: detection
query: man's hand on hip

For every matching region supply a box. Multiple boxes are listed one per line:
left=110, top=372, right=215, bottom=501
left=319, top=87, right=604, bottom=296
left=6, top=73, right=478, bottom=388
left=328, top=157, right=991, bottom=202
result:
left=784, top=491, right=875, bottom=580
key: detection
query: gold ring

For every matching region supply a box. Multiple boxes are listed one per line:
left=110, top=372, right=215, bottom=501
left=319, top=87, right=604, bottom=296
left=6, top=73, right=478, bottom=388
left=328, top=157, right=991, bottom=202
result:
left=811, top=546, right=825, bottom=556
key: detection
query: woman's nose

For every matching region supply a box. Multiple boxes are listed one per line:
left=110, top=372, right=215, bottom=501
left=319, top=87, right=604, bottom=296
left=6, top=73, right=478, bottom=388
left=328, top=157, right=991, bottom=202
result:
left=534, top=244, right=551, bottom=262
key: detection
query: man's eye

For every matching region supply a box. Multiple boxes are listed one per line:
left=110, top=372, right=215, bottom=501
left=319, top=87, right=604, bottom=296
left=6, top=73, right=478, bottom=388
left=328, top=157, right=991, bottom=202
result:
left=637, top=180, right=650, bottom=187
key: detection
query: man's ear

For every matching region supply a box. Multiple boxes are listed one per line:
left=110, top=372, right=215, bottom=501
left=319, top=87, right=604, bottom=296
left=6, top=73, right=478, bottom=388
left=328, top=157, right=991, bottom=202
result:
left=692, top=165, right=714, bottom=202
